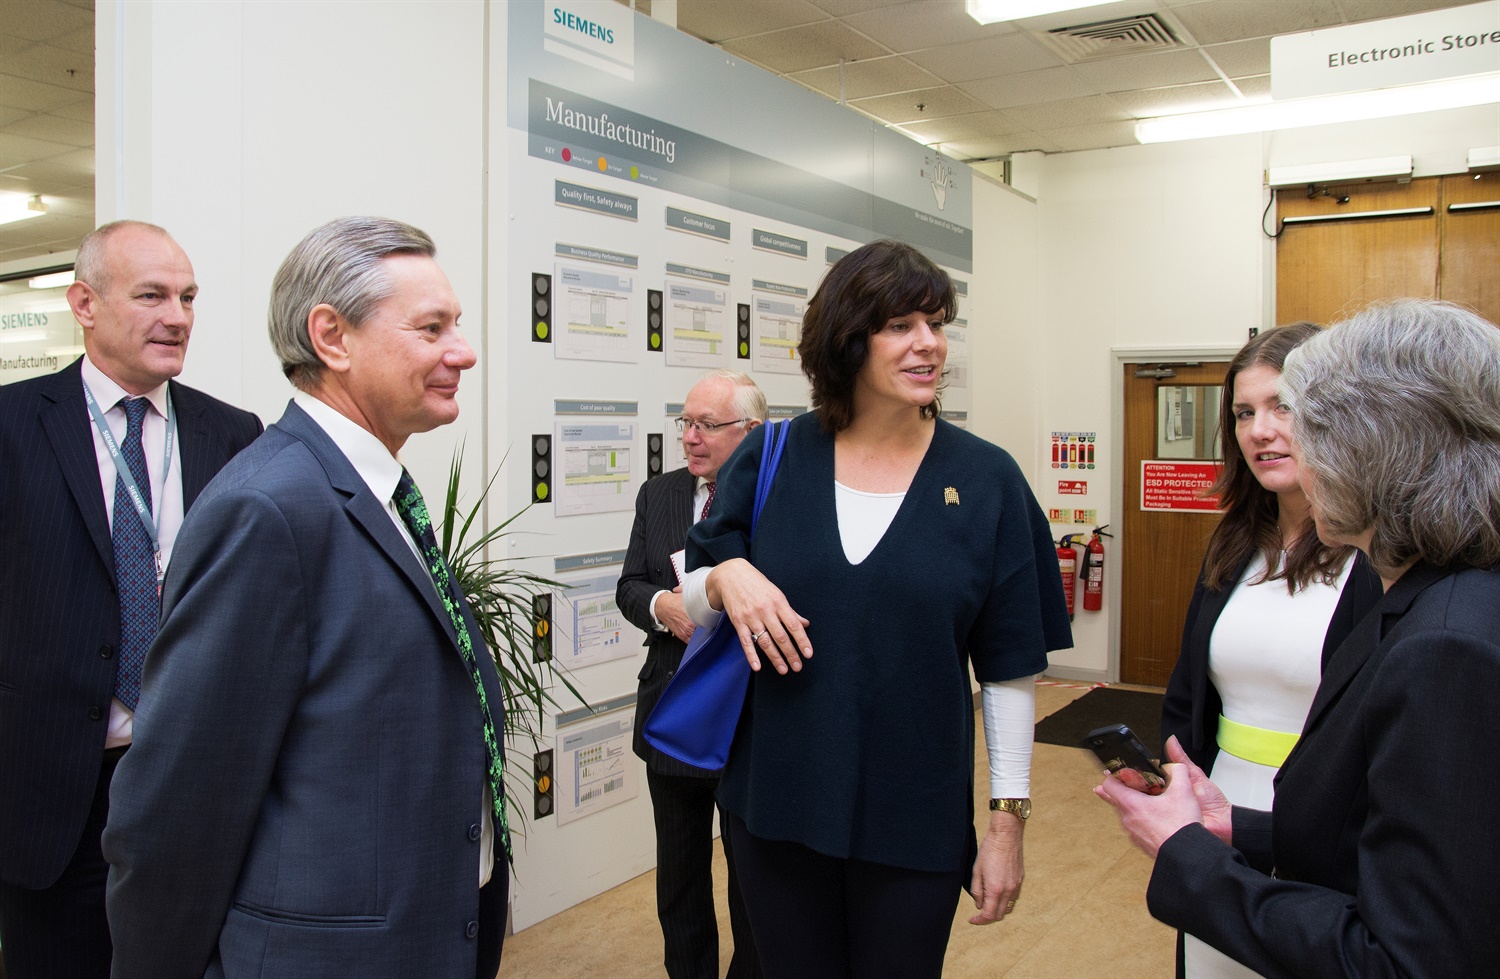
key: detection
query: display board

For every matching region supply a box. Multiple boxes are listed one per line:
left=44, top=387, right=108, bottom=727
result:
left=503, top=0, right=981, bottom=928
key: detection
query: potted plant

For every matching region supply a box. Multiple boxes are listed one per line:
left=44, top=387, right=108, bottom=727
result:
left=437, top=451, right=584, bottom=835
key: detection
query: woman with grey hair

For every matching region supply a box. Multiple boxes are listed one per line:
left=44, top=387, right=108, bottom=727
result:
left=1097, top=298, right=1500, bottom=977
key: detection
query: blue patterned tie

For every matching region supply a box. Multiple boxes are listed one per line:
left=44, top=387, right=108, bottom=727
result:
left=393, top=469, right=512, bottom=860
left=112, top=397, right=155, bottom=711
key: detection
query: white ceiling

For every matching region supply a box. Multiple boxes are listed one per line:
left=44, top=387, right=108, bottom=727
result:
left=0, top=1, right=1482, bottom=268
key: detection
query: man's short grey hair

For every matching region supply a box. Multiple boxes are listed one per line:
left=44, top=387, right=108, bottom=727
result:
left=698, top=369, right=767, bottom=424
left=1280, top=298, right=1500, bottom=579
left=268, top=216, right=436, bottom=391
left=74, top=220, right=174, bottom=294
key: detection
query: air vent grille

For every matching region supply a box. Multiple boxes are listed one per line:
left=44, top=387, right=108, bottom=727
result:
left=1035, top=13, right=1181, bottom=63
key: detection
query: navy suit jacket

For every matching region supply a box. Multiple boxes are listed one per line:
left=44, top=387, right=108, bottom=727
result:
left=1161, top=551, right=1383, bottom=771
left=618, top=465, right=719, bottom=779
left=0, top=358, right=261, bottom=890
left=1148, top=562, right=1500, bottom=978
left=103, top=401, right=507, bottom=979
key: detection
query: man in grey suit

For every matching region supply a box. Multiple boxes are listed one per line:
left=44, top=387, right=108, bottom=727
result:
left=0, top=221, right=261, bottom=979
left=104, top=217, right=508, bottom=979
left=619, top=370, right=765, bottom=979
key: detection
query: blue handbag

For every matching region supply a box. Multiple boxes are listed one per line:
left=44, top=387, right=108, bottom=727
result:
left=642, top=419, right=790, bottom=770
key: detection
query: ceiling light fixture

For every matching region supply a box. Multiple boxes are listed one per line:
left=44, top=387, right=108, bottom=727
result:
left=1136, top=73, right=1500, bottom=144
left=27, top=270, right=76, bottom=289
left=0, top=195, right=48, bottom=227
left=965, top=0, right=1118, bottom=26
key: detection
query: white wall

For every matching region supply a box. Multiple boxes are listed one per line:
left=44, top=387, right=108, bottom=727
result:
left=96, top=0, right=492, bottom=499
left=1023, top=102, right=1499, bottom=679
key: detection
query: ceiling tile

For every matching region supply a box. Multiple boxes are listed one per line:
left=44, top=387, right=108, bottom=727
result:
left=1170, top=0, right=1343, bottom=46
left=2, top=147, right=94, bottom=184
left=1231, top=74, right=1271, bottom=99
left=721, top=20, right=889, bottom=74
left=1202, top=37, right=1270, bottom=78
left=1070, top=48, right=1220, bottom=92
left=959, top=65, right=1102, bottom=109
left=0, top=74, right=84, bottom=112
left=2, top=113, right=92, bottom=146
left=1042, top=120, right=1141, bottom=151
left=788, top=55, right=942, bottom=100
left=806, top=0, right=905, bottom=16
left=905, top=31, right=1064, bottom=84
left=0, top=0, right=94, bottom=43
left=49, top=26, right=93, bottom=56
left=1107, top=80, right=1241, bottom=117
left=1003, top=94, right=1132, bottom=130
left=842, top=1, right=1015, bottom=54
left=45, top=96, right=92, bottom=123
left=0, top=132, right=75, bottom=169
left=942, top=132, right=1064, bottom=158
left=678, top=0, right=827, bottom=43
left=849, top=85, right=991, bottom=124
left=0, top=44, right=93, bottom=93
left=896, top=109, right=1030, bottom=144
left=0, top=105, right=29, bottom=127
left=1337, top=0, right=1477, bottom=22
left=0, top=35, right=32, bottom=59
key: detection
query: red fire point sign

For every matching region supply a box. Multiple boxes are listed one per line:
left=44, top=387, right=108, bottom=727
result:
left=1141, top=461, right=1221, bottom=512
left=1058, top=480, right=1087, bottom=496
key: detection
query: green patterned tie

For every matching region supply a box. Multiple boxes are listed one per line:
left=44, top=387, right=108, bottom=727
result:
left=393, top=469, right=511, bottom=861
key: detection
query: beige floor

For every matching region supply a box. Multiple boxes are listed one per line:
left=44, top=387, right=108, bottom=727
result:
left=497, top=679, right=1175, bottom=979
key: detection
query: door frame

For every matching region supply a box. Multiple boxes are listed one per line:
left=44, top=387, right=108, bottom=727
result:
left=1105, top=343, right=1241, bottom=684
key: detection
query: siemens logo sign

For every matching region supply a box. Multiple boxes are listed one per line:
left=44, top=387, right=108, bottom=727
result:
left=552, top=8, right=613, bottom=44
left=1, top=311, right=50, bottom=330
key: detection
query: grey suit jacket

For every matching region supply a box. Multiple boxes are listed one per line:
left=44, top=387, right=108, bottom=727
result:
left=104, top=401, right=506, bottom=979
left=0, top=358, right=261, bottom=890
left=617, top=466, right=719, bottom=778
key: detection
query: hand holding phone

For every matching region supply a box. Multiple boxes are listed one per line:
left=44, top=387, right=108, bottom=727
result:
left=1082, top=724, right=1166, bottom=792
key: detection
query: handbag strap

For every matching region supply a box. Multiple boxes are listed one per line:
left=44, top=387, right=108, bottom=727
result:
left=749, top=419, right=788, bottom=535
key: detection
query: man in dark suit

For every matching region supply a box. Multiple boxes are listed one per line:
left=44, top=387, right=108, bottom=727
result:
left=619, top=370, right=765, bottom=979
left=0, top=221, right=262, bottom=979
left=104, top=217, right=508, bottom=979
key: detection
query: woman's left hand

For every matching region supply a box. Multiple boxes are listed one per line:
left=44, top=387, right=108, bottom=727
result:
left=968, top=811, right=1024, bottom=925
left=1094, top=760, right=1206, bottom=859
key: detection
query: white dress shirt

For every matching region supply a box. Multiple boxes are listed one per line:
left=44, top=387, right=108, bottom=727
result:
left=294, top=393, right=496, bottom=887
left=82, top=356, right=185, bottom=750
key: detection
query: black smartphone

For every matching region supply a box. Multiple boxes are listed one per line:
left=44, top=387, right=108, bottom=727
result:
left=1082, top=724, right=1166, bottom=790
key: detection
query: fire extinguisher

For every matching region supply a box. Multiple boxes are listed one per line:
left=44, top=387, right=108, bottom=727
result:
left=1056, top=534, right=1082, bottom=620
left=1082, top=525, right=1112, bottom=612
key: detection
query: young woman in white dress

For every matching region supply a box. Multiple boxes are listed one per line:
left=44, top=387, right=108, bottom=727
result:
left=1160, top=323, right=1382, bottom=978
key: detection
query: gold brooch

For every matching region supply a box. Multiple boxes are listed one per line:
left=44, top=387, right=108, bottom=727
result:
left=944, top=486, right=959, bottom=506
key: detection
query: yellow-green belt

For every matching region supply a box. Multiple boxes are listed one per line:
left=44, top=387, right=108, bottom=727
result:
left=1217, top=715, right=1299, bottom=768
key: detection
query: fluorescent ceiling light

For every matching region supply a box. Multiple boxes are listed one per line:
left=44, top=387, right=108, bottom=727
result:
left=966, top=0, right=1117, bottom=25
left=1470, top=146, right=1500, bottom=171
left=1267, top=156, right=1412, bottom=187
left=27, top=270, right=75, bottom=289
left=0, top=195, right=47, bottom=226
left=1136, top=73, right=1500, bottom=144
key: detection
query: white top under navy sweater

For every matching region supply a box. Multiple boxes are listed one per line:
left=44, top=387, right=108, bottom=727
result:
left=686, top=413, right=1072, bottom=874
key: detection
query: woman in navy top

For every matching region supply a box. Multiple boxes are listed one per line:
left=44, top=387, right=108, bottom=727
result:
left=683, top=240, right=1071, bottom=978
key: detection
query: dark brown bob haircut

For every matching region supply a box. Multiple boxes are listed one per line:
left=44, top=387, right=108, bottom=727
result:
left=797, top=239, right=957, bottom=433
left=1200, top=321, right=1353, bottom=592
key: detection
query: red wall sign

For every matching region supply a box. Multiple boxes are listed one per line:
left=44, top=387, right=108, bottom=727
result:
left=1140, top=461, right=1221, bottom=512
left=1058, top=480, right=1087, bottom=496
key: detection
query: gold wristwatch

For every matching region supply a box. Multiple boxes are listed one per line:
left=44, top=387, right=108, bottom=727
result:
left=989, top=797, right=1031, bottom=820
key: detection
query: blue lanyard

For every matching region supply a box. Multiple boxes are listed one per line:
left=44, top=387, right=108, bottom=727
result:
left=82, top=381, right=177, bottom=584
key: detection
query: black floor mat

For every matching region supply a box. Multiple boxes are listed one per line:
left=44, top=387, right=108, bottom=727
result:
left=1034, top=687, right=1163, bottom=752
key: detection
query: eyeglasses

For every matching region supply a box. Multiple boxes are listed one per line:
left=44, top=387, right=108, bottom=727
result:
left=675, top=416, right=749, bottom=435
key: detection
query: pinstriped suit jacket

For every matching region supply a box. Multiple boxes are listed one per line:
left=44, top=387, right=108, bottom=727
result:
left=619, top=465, right=720, bottom=778
left=0, top=358, right=261, bottom=890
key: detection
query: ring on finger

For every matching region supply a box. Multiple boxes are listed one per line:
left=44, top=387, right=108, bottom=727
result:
left=1005, top=900, right=1017, bottom=910
left=750, top=630, right=766, bottom=642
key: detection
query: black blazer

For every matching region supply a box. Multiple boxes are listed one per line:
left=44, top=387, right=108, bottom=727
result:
left=618, top=465, right=718, bottom=778
left=0, top=358, right=261, bottom=890
left=1148, top=562, right=1500, bottom=978
left=1161, top=550, right=1383, bottom=772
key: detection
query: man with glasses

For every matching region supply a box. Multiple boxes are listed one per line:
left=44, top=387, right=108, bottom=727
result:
left=619, top=369, right=765, bottom=979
